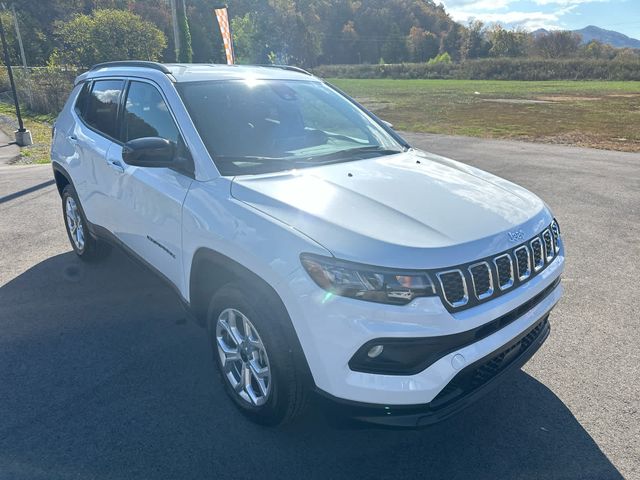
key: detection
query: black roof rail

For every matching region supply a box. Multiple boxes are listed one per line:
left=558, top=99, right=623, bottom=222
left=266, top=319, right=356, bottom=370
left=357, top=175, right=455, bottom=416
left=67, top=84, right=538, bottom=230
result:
left=256, top=64, right=312, bottom=76
left=89, top=61, right=172, bottom=74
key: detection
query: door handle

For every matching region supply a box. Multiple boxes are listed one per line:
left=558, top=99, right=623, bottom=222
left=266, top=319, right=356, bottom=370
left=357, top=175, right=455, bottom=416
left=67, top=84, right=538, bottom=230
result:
left=107, top=159, right=125, bottom=173
left=67, top=134, right=78, bottom=144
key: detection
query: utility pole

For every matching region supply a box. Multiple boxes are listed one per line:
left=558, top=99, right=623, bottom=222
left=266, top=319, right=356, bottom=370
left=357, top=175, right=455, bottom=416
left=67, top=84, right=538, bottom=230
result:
left=11, top=4, right=25, bottom=68
left=169, top=0, right=180, bottom=62
left=11, top=4, right=32, bottom=108
left=0, top=11, right=31, bottom=146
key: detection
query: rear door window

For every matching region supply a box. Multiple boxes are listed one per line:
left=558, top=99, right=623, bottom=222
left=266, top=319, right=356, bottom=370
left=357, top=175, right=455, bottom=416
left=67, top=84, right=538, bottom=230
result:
left=84, top=79, right=124, bottom=140
left=122, top=81, right=179, bottom=144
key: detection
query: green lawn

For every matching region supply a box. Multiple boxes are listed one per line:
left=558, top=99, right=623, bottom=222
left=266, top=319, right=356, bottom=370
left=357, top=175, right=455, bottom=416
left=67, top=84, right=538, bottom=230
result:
left=0, top=103, right=54, bottom=164
left=329, top=79, right=640, bottom=152
left=2, top=80, right=638, bottom=163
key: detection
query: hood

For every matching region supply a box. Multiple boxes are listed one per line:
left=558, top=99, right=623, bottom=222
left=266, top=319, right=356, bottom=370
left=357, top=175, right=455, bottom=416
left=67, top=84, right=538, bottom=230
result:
left=231, top=150, right=551, bottom=269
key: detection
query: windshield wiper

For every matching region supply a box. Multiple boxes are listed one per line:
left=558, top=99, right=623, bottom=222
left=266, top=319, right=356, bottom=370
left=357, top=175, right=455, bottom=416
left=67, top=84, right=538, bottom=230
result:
left=305, top=146, right=404, bottom=164
left=215, top=155, right=293, bottom=164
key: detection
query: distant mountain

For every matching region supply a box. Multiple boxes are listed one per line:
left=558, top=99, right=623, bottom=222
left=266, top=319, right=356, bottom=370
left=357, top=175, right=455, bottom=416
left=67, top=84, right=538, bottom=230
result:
left=574, top=26, right=640, bottom=48
left=532, top=26, right=640, bottom=49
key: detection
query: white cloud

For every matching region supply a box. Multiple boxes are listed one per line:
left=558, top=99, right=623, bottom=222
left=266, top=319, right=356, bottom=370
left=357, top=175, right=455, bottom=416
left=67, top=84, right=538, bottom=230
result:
left=448, top=10, right=563, bottom=30
left=533, top=0, right=609, bottom=5
left=440, top=0, right=516, bottom=9
left=441, top=1, right=582, bottom=31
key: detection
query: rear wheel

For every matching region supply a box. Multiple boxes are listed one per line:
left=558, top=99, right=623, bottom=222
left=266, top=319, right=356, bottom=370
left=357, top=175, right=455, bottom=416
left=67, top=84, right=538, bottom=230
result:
left=62, top=185, right=110, bottom=261
left=207, top=283, right=307, bottom=425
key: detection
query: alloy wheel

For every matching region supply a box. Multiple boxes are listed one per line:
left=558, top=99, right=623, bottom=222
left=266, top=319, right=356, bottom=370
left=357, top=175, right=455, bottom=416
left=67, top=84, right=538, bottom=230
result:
left=65, top=196, right=85, bottom=251
left=215, top=308, right=272, bottom=406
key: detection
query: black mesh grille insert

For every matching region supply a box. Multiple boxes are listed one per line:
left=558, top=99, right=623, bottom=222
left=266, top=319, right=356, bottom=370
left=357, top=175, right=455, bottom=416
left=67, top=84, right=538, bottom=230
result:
left=515, top=247, right=530, bottom=279
left=543, top=230, right=554, bottom=259
left=494, top=255, right=513, bottom=288
left=438, top=271, right=466, bottom=305
left=469, top=263, right=491, bottom=298
left=531, top=238, right=543, bottom=268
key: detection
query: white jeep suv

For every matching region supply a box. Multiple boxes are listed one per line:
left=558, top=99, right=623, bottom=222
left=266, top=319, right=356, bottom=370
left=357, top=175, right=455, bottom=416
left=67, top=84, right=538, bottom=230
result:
left=51, top=61, right=564, bottom=427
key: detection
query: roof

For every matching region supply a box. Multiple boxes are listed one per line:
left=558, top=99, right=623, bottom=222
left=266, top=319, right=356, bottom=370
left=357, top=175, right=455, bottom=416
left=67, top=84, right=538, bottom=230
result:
left=78, top=61, right=319, bottom=84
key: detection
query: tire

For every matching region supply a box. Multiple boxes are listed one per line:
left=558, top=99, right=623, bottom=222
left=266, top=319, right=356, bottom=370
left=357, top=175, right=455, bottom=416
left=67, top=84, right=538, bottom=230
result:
left=207, top=282, right=307, bottom=426
left=61, top=184, right=110, bottom=261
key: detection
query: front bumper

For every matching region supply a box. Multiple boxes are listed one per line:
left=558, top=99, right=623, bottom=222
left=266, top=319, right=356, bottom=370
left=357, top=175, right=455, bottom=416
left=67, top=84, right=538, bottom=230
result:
left=317, top=312, right=551, bottom=427
left=284, top=253, right=564, bottom=409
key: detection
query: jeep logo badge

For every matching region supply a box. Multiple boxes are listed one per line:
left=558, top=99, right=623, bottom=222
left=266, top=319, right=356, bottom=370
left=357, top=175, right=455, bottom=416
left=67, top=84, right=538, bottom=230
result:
left=507, top=230, right=525, bottom=242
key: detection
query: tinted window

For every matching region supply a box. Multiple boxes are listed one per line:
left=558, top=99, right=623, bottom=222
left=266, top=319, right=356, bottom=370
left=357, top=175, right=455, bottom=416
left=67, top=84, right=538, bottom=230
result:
left=84, top=80, right=124, bottom=139
left=123, top=81, right=179, bottom=143
left=177, top=80, right=402, bottom=176
left=74, top=82, right=91, bottom=117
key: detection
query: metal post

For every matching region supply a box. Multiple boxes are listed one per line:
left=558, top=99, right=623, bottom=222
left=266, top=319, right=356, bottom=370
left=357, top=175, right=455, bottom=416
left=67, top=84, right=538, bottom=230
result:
left=0, top=12, right=31, bottom=145
left=169, top=0, right=180, bottom=61
left=11, top=4, right=32, bottom=108
left=11, top=4, right=25, bottom=69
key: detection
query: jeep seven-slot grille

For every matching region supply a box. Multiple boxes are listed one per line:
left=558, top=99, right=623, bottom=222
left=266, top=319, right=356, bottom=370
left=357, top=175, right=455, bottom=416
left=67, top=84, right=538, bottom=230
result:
left=434, top=221, right=561, bottom=312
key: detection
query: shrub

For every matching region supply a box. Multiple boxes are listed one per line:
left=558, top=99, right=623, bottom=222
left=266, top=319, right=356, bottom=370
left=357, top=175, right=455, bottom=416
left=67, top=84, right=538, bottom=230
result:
left=312, top=58, right=640, bottom=81
left=0, top=64, right=77, bottom=116
left=427, top=52, right=452, bottom=65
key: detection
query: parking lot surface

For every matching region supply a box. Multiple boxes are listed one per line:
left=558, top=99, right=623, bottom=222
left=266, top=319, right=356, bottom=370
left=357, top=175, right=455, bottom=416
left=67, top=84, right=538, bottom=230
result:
left=1, top=134, right=638, bottom=479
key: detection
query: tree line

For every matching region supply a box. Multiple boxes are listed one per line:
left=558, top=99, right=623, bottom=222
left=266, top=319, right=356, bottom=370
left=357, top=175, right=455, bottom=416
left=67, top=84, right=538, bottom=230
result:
left=0, top=0, right=637, bottom=70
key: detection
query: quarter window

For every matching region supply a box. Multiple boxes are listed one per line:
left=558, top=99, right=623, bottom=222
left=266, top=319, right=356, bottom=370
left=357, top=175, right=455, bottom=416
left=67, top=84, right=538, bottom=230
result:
left=122, top=81, right=179, bottom=144
left=84, top=80, right=124, bottom=139
left=74, top=82, right=91, bottom=117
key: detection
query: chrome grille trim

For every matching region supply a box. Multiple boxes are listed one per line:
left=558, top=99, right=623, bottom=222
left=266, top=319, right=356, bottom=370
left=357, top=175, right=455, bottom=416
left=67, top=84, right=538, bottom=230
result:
left=514, top=245, right=531, bottom=281
left=493, top=253, right=514, bottom=291
left=530, top=237, right=545, bottom=272
left=542, top=229, right=554, bottom=262
left=436, top=269, right=469, bottom=308
left=433, top=221, right=560, bottom=312
left=468, top=261, right=494, bottom=300
left=550, top=220, right=560, bottom=253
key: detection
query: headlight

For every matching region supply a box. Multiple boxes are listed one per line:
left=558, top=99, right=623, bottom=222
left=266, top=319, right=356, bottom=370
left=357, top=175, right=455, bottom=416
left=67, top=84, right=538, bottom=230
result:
left=300, top=253, right=436, bottom=305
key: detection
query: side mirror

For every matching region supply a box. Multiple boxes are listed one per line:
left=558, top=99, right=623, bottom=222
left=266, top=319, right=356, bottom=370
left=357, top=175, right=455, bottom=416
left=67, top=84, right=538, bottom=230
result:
left=381, top=119, right=394, bottom=130
left=122, top=137, right=175, bottom=167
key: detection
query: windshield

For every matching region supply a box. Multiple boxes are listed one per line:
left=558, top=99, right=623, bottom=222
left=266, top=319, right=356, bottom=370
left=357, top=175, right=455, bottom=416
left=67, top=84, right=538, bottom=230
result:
left=176, top=79, right=405, bottom=175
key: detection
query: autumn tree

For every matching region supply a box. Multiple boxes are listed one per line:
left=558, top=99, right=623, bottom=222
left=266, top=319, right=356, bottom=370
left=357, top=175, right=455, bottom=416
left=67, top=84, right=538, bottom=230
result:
left=460, top=20, right=489, bottom=59
left=406, top=26, right=438, bottom=62
left=487, top=25, right=528, bottom=57
left=533, top=30, right=582, bottom=58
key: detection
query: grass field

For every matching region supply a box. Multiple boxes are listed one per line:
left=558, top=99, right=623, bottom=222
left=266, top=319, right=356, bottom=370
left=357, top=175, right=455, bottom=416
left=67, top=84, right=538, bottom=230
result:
left=330, top=79, right=640, bottom=152
left=0, top=103, right=54, bottom=164
left=1, top=80, right=638, bottom=162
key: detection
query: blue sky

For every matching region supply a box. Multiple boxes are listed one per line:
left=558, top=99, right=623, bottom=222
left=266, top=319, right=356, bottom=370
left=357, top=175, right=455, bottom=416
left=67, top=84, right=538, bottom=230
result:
left=440, top=0, right=640, bottom=39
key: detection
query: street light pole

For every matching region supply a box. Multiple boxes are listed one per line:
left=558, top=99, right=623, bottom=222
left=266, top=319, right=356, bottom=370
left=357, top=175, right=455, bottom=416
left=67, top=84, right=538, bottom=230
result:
left=0, top=11, right=31, bottom=146
left=169, top=0, right=181, bottom=61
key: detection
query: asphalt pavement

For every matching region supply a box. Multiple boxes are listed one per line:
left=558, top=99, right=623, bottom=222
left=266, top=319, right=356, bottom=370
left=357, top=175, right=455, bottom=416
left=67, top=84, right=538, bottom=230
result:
left=1, top=134, right=638, bottom=479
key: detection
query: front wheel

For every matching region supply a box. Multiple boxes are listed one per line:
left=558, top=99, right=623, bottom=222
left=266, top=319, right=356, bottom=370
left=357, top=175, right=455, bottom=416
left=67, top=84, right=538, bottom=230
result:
left=207, top=283, right=307, bottom=425
left=61, top=185, right=110, bottom=261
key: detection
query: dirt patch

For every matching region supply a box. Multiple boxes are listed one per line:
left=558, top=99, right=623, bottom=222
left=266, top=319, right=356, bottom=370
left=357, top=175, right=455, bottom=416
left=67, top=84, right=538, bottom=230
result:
left=537, top=95, right=601, bottom=102
left=355, top=96, right=393, bottom=112
left=483, top=98, right=554, bottom=104
left=530, top=131, right=640, bottom=152
left=606, top=93, right=640, bottom=98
